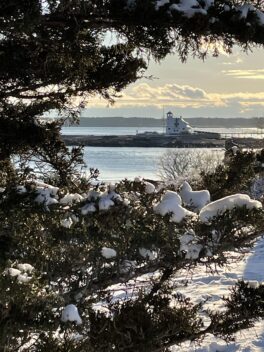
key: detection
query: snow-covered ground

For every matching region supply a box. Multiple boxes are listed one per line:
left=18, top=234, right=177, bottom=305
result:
left=93, top=235, right=264, bottom=352
left=97, top=235, right=264, bottom=352
left=170, top=237, right=264, bottom=352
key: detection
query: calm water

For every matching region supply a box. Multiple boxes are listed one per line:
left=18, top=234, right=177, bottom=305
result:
left=81, top=147, right=223, bottom=182
left=82, top=147, right=167, bottom=181
left=62, top=126, right=260, bottom=181
left=62, top=126, right=164, bottom=135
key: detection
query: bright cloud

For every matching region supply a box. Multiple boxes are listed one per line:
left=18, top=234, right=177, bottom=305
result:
left=86, top=83, right=264, bottom=111
left=222, top=58, right=243, bottom=66
left=223, top=69, right=264, bottom=79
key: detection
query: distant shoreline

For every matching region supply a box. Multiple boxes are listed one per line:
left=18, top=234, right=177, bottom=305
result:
left=66, top=117, right=264, bottom=129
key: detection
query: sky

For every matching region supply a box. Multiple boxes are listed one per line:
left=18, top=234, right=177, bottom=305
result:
left=82, top=46, right=264, bottom=119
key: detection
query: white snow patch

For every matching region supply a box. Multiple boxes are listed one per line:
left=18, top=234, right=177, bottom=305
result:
left=139, top=248, right=157, bottom=260
left=231, top=146, right=239, bottom=155
left=81, top=203, right=97, bottom=215
left=17, top=263, right=34, bottom=273
left=60, top=193, right=84, bottom=205
left=98, top=190, right=122, bottom=211
left=171, top=236, right=264, bottom=351
left=179, top=181, right=210, bottom=211
left=60, top=217, right=73, bottom=228
left=158, top=190, right=182, bottom=209
left=61, top=304, right=82, bottom=325
left=170, top=207, right=196, bottom=223
left=134, top=176, right=143, bottom=182
left=8, top=268, right=21, bottom=277
left=153, top=194, right=180, bottom=217
left=17, top=186, right=27, bottom=194
left=238, top=4, right=264, bottom=25
left=179, top=232, right=203, bottom=260
left=101, top=247, right=117, bottom=259
left=119, top=260, right=137, bottom=274
left=179, top=232, right=195, bottom=245
left=154, top=0, right=264, bottom=26
left=7, top=266, right=33, bottom=283
left=34, top=182, right=59, bottom=196
left=200, top=194, right=262, bottom=223
left=251, top=177, right=264, bottom=199
left=17, top=273, right=32, bottom=283
left=107, top=191, right=122, bottom=202
left=35, top=188, right=59, bottom=207
left=256, top=8, right=264, bottom=25
left=86, top=190, right=101, bottom=201
left=144, top=182, right=156, bottom=194
left=239, top=4, right=255, bottom=19
left=154, top=190, right=196, bottom=223
left=170, top=0, right=208, bottom=18
left=155, top=0, right=170, bottom=10
left=181, top=243, right=203, bottom=260
left=99, top=197, right=115, bottom=211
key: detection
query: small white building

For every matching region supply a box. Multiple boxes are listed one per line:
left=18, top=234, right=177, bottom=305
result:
left=166, top=111, right=193, bottom=135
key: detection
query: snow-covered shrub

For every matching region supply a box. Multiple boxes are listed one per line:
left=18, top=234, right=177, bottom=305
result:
left=61, top=304, right=82, bottom=325
left=179, top=180, right=210, bottom=211
left=1, top=152, right=264, bottom=351
left=153, top=189, right=196, bottom=223
left=200, top=194, right=262, bottom=223
left=3, top=0, right=264, bottom=348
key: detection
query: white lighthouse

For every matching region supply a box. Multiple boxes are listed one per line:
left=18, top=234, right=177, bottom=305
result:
left=165, top=111, right=193, bottom=135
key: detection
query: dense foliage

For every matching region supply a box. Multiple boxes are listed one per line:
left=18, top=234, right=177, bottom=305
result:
left=1, top=0, right=264, bottom=175
left=1, top=152, right=264, bottom=350
left=1, top=1, right=264, bottom=350
left=201, top=148, right=264, bottom=199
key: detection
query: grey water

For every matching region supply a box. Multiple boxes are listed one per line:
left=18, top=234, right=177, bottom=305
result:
left=81, top=146, right=223, bottom=182
left=62, top=126, right=163, bottom=135
left=82, top=147, right=171, bottom=181
left=62, top=126, right=259, bottom=181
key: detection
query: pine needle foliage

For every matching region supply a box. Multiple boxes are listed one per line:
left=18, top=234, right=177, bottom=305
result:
left=1, top=1, right=264, bottom=351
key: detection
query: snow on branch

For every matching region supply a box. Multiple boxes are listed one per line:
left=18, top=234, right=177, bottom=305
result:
left=118, top=0, right=264, bottom=51
left=153, top=0, right=264, bottom=24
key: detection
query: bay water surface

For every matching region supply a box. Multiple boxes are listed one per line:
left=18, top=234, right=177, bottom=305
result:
left=62, top=126, right=263, bottom=181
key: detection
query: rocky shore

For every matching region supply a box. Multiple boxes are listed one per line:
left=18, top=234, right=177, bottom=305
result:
left=62, top=134, right=226, bottom=148
left=62, top=134, right=264, bottom=149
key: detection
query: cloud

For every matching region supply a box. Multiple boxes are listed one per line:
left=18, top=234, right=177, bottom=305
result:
left=86, top=83, right=264, bottom=114
left=222, top=69, right=264, bottom=79
left=222, top=57, right=243, bottom=66
left=88, top=83, right=215, bottom=109
left=132, top=83, right=209, bottom=101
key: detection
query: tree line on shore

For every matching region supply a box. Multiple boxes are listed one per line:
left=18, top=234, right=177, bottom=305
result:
left=64, top=117, right=264, bottom=128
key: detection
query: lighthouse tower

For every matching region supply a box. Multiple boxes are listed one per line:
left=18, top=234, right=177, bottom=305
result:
left=165, top=111, right=193, bottom=135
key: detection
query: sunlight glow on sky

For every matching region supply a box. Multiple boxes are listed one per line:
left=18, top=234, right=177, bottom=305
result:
left=83, top=46, right=264, bottom=118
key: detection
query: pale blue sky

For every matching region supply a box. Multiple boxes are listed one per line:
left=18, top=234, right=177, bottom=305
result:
left=83, top=46, right=264, bottom=119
